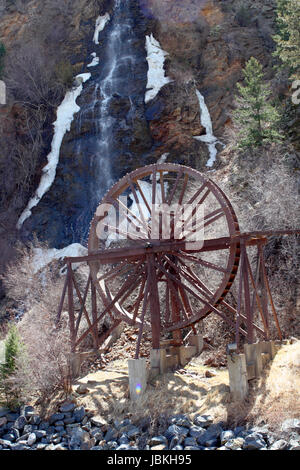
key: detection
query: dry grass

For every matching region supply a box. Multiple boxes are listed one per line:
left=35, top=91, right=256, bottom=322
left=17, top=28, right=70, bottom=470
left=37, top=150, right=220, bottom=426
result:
left=70, top=355, right=231, bottom=428
left=31, top=340, right=300, bottom=432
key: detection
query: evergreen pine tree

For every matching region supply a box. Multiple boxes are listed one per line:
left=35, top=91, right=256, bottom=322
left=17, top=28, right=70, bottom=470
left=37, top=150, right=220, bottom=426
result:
left=0, top=325, right=23, bottom=407
left=232, top=57, right=283, bottom=149
left=273, top=0, right=300, bottom=80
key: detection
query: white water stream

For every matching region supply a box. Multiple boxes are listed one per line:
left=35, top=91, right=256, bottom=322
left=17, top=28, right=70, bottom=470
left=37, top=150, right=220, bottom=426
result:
left=194, top=89, right=224, bottom=168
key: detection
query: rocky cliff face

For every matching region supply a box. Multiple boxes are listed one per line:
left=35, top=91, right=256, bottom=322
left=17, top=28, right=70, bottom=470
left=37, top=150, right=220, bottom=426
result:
left=0, top=0, right=282, bottom=249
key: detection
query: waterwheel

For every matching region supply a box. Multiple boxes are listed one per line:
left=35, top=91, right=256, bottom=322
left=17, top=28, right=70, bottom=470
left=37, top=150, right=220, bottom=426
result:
left=87, top=163, right=241, bottom=354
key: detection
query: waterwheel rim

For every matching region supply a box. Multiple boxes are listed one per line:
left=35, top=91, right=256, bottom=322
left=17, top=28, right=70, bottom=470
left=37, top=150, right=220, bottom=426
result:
left=87, top=163, right=240, bottom=337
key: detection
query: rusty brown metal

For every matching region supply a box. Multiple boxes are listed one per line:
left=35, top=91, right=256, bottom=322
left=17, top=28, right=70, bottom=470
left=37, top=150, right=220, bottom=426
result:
left=56, top=163, right=299, bottom=358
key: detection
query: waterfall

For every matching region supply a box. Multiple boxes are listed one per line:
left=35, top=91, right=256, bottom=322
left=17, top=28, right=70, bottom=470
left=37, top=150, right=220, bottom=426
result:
left=17, top=0, right=149, bottom=248
left=194, top=89, right=224, bottom=168
left=90, top=0, right=145, bottom=206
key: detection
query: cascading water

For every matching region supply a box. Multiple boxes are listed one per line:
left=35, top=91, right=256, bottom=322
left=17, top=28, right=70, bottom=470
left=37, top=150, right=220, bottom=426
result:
left=20, top=0, right=149, bottom=248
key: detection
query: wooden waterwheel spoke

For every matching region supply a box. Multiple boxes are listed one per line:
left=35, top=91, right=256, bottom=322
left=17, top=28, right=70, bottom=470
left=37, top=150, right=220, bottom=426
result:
left=177, top=252, right=230, bottom=274
left=134, top=179, right=152, bottom=216
left=97, top=261, right=135, bottom=282
left=152, top=169, right=157, bottom=206
left=174, top=184, right=210, bottom=232
left=135, top=277, right=150, bottom=359
left=167, top=169, right=183, bottom=205
left=156, top=259, right=247, bottom=334
left=132, top=278, right=147, bottom=322
left=159, top=171, right=166, bottom=204
left=127, top=176, right=152, bottom=236
left=75, top=263, right=145, bottom=347
left=160, top=255, right=194, bottom=322
left=182, top=207, right=226, bottom=240
left=108, top=195, right=149, bottom=238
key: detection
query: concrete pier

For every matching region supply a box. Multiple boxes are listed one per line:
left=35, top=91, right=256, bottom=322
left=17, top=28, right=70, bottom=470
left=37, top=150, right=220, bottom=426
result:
left=128, top=358, right=148, bottom=401
left=227, top=352, right=249, bottom=401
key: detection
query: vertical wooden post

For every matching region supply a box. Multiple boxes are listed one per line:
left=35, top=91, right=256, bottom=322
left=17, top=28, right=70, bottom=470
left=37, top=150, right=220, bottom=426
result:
left=67, top=262, right=76, bottom=353
left=260, top=246, right=283, bottom=341
left=147, top=254, right=161, bottom=350
left=91, top=280, right=98, bottom=349
left=241, top=243, right=253, bottom=343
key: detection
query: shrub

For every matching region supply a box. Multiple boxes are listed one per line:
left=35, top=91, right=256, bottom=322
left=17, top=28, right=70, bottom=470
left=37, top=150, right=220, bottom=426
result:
left=0, top=324, right=23, bottom=408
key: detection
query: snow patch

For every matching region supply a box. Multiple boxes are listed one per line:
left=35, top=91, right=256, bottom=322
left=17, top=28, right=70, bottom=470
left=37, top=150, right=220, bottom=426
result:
left=193, top=89, right=224, bottom=168
left=32, top=243, right=88, bottom=273
left=17, top=73, right=91, bottom=229
left=87, top=52, right=100, bottom=68
left=93, top=13, right=110, bottom=45
left=145, top=34, right=172, bottom=103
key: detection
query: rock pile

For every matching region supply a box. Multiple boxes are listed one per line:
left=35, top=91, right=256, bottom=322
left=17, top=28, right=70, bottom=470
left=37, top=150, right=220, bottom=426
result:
left=0, top=404, right=299, bottom=451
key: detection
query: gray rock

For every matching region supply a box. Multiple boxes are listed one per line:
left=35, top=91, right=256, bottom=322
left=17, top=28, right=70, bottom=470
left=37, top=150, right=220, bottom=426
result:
left=69, top=427, right=94, bottom=450
left=91, top=428, right=104, bottom=442
left=36, top=443, right=47, bottom=450
left=35, top=430, right=47, bottom=439
left=73, top=406, right=85, bottom=423
left=193, top=415, right=214, bottom=428
left=221, top=430, right=235, bottom=445
left=149, top=435, right=168, bottom=446
left=0, top=408, right=10, bottom=419
left=169, top=435, right=184, bottom=448
left=217, top=446, right=230, bottom=450
left=6, top=413, right=19, bottom=422
left=104, top=427, right=119, bottom=442
left=54, top=426, right=65, bottom=433
left=0, top=417, right=7, bottom=427
left=14, top=416, right=27, bottom=430
left=20, top=405, right=35, bottom=418
left=116, top=444, right=132, bottom=450
left=107, top=440, right=118, bottom=449
left=243, top=433, right=266, bottom=450
left=17, top=433, right=30, bottom=442
left=64, top=417, right=75, bottom=425
left=45, top=443, right=56, bottom=450
left=54, top=420, right=65, bottom=427
left=170, top=414, right=191, bottom=428
left=281, top=418, right=300, bottom=433
left=2, top=432, right=16, bottom=442
left=27, top=433, right=37, bottom=446
left=206, top=423, right=223, bottom=438
left=184, top=437, right=197, bottom=447
left=127, top=426, right=140, bottom=439
left=52, top=444, right=67, bottom=450
left=39, top=421, right=50, bottom=431
left=289, top=440, right=300, bottom=450
left=184, top=445, right=200, bottom=450
left=234, top=426, right=245, bottom=436
left=225, top=437, right=245, bottom=450
left=60, top=402, right=76, bottom=414
left=205, top=438, right=219, bottom=447
left=165, top=424, right=189, bottom=440
left=29, top=415, right=41, bottom=426
left=171, top=445, right=184, bottom=450
left=0, top=438, right=12, bottom=448
left=10, top=442, right=29, bottom=450
left=270, top=439, right=288, bottom=450
left=49, top=413, right=65, bottom=425
left=120, top=418, right=131, bottom=427
left=189, top=426, right=206, bottom=440
left=23, top=424, right=33, bottom=434
left=91, top=415, right=107, bottom=428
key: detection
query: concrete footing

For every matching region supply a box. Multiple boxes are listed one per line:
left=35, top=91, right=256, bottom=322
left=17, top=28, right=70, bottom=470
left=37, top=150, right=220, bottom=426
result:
left=128, top=358, right=148, bottom=401
left=227, top=353, right=249, bottom=401
left=227, top=340, right=278, bottom=401
left=128, top=335, right=204, bottom=401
